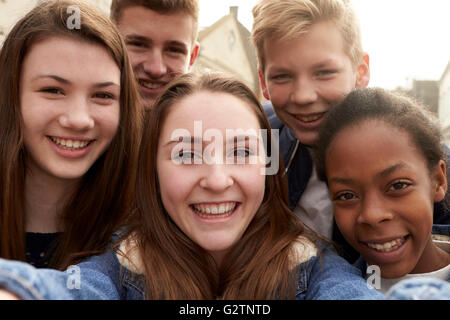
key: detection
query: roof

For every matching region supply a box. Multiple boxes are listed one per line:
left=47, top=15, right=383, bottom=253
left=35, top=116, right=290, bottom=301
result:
left=197, top=9, right=259, bottom=93
left=440, top=60, right=450, bottom=82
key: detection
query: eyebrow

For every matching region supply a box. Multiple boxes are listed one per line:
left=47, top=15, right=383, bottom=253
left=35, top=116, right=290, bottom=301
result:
left=163, top=135, right=259, bottom=148
left=33, top=74, right=71, bottom=84
left=268, top=59, right=339, bottom=73
left=124, top=34, right=148, bottom=43
left=32, top=74, right=119, bottom=88
left=329, top=162, right=410, bottom=185
left=311, top=59, right=340, bottom=69
left=125, top=34, right=188, bottom=49
left=163, top=136, right=203, bottom=148
left=226, top=135, right=259, bottom=144
left=376, top=162, right=409, bottom=179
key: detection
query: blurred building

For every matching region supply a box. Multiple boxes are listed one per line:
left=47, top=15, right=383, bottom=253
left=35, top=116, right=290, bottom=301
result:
left=1, top=2, right=262, bottom=98
left=439, top=61, right=450, bottom=146
left=0, top=0, right=37, bottom=45
left=0, top=0, right=111, bottom=46
left=192, top=6, right=261, bottom=99
left=409, top=80, right=440, bottom=114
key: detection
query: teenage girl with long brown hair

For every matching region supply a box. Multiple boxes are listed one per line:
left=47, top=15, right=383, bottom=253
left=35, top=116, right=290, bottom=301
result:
left=0, top=0, right=143, bottom=269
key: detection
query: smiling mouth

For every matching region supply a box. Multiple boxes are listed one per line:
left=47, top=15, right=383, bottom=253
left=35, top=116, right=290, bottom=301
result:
left=191, top=202, right=238, bottom=219
left=139, top=79, right=166, bottom=90
left=294, top=113, right=325, bottom=123
left=364, top=236, right=408, bottom=253
left=49, top=136, right=93, bottom=150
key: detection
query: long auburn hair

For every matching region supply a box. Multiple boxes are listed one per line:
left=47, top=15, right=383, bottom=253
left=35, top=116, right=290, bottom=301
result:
left=0, top=0, right=143, bottom=269
left=125, top=72, right=319, bottom=299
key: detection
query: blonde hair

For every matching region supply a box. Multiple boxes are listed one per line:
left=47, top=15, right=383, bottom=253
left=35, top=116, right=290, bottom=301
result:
left=252, top=0, right=363, bottom=72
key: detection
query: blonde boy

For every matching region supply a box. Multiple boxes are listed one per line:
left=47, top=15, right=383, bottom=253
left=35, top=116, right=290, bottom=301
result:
left=251, top=0, right=370, bottom=262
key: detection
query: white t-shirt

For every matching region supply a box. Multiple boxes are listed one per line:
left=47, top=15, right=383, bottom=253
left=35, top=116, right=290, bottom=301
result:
left=368, top=239, right=450, bottom=295
left=377, top=263, right=450, bottom=295
left=293, top=154, right=334, bottom=239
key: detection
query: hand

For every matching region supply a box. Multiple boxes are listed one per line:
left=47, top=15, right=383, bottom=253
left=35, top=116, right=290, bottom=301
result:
left=0, top=290, right=20, bottom=300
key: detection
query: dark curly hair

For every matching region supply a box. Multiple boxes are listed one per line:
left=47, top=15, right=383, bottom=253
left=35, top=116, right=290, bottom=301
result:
left=314, top=87, right=449, bottom=209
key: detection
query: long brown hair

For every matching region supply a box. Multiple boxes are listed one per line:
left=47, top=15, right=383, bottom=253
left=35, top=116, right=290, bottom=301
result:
left=0, top=0, right=143, bottom=269
left=126, top=72, right=318, bottom=299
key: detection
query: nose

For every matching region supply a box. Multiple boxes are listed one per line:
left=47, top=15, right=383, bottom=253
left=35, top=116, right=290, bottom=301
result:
left=141, top=49, right=167, bottom=79
left=199, top=163, right=234, bottom=192
left=290, top=76, right=317, bottom=105
left=58, top=97, right=94, bottom=131
left=357, top=192, right=393, bottom=226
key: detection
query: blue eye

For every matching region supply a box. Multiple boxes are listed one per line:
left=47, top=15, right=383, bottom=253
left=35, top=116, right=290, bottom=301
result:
left=270, top=74, right=290, bottom=82
left=234, top=148, right=251, bottom=157
left=175, top=150, right=201, bottom=164
left=316, top=70, right=336, bottom=76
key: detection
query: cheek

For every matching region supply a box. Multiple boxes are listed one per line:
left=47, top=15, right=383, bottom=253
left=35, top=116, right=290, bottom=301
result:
left=98, top=106, right=120, bottom=140
left=173, top=60, right=190, bottom=74
left=242, top=168, right=266, bottom=207
left=267, top=85, right=288, bottom=105
left=334, top=210, right=357, bottom=240
left=128, top=51, right=145, bottom=68
left=157, top=164, right=193, bottom=211
left=21, top=102, right=55, bottom=137
left=320, top=74, right=356, bottom=102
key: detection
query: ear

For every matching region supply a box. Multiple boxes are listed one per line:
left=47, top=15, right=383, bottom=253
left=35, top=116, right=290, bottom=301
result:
left=433, top=160, right=447, bottom=202
left=189, top=42, right=200, bottom=67
left=259, top=70, right=271, bottom=100
left=355, top=53, right=370, bottom=88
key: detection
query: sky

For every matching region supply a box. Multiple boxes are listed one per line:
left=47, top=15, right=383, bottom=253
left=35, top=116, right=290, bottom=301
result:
left=199, top=0, right=450, bottom=90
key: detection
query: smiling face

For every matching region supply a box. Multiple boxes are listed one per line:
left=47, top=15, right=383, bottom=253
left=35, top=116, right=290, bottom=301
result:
left=326, top=119, right=448, bottom=278
left=20, top=36, right=120, bottom=183
left=156, top=90, right=266, bottom=264
left=117, top=6, right=199, bottom=110
left=260, top=21, right=369, bottom=146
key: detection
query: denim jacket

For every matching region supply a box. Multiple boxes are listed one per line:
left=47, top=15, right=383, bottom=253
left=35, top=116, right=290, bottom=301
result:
left=263, top=101, right=450, bottom=263
left=0, top=235, right=384, bottom=300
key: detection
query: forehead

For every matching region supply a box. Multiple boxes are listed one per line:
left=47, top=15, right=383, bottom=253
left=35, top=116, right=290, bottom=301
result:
left=327, top=120, right=427, bottom=173
left=263, top=21, right=352, bottom=70
left=117, top=6, right=195, bottom=46
left=161, top=91, right=261, bottom=134
left=22, top=36, right=119, bottom=80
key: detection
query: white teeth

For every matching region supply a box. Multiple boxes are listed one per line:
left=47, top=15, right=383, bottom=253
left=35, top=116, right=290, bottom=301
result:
left=296, top=114, right=323, bottom=123
left=366, top=237, right=406, bottom=252
left=140, top=80, right=164, bottom=89
left=192, top=202, right=237, bottom=217
left=50, top=137, right=90, bottom=150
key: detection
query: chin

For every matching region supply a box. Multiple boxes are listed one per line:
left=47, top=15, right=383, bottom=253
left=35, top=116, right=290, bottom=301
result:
left=50, top=168, right=90, bottom=181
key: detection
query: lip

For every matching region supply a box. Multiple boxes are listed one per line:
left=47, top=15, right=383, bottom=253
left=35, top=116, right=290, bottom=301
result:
left=290, top=112, right=326, bottom=130
left=137, top=78, right=167, bottom=96
left=360, top=235, right=410, bottom=265
left=47, top=136, right=94, bottom=159
left=189, top=202, right=241, bottom=223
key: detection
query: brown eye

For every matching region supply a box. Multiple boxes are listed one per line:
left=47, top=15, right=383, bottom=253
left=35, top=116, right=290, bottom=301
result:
left=389, top=181, right=410, bottom=191
left=336, top=192, right=356, bottom=201
left=94, top=92, right=114, bottom=100
left=41, top=87, right=63, bottom=95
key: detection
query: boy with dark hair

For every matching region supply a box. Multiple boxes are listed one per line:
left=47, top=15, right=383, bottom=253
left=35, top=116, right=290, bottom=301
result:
left=111, top=0, right=200, bottom=109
